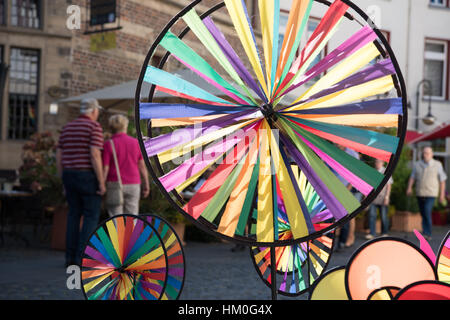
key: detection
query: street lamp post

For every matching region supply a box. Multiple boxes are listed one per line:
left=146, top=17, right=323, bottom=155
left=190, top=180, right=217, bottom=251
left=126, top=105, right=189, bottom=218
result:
left=0, top=63, right=10, bottom=130
left=415, top=79, right=435, bottom=130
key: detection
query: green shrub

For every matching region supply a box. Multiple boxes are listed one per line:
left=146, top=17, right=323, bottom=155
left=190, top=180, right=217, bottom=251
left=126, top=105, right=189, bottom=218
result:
left=390, top=146, right=419, bottom=213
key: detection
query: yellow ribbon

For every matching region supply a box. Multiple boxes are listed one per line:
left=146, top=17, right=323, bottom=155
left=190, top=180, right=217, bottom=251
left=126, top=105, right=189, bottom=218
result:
left=224, top=0, right=269, bottom=97
left=269, top=123, right=309, bottom=240
left=259, top=0, right=274, bottom=93
left=293, top=42, right=380, bottom=104
left=217, top=132, right=260, bottom=237
left=285, top=75, right=395, bottom=112
left=285, top=113, right=399, bottom=127
left=106, top=220, right=121, bottom=264
left=157, top=119, right=256, bottom=164
left=257, top=120, right=273, bottom=242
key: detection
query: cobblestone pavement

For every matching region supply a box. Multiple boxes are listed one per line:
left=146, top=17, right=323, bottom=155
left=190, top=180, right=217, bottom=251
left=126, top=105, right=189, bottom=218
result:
left=0, top=226, right=448, bottom=300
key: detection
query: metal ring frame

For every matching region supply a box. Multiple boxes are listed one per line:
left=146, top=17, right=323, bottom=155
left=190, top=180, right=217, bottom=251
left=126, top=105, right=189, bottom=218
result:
left=134, top=0, right=408, bottom=247
left=80, top=213, right=169, bottom=300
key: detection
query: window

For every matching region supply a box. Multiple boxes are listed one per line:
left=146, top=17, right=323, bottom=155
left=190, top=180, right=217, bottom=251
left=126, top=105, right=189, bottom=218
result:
left=11, top=0, right=41, bottom=29
left=8, top=48, right=39, bottom=140
left=429, top=0, right=450, bottom=8
left=0, top=45, right=4, bottom=136
left=424, top=40, right=447, bottom=99
left=430, top=0, right=445, bottom=6
left=0, top=0, right=5, bottom=25
left=90, top=0, right=117, bottom=26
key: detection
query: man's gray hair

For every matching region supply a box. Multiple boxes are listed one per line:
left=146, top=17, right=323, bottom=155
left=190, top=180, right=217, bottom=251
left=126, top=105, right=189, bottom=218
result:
left=80, top=98, right=103, bottom=114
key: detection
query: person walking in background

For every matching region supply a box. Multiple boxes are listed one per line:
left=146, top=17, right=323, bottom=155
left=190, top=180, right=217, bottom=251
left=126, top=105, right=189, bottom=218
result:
left=407, top=146, right=447, bottom=240
left=366, top=159, right=393, bottom=240
left=56, top=98, right=105, bottom=267
left=103, top=114, right=150, bottom=217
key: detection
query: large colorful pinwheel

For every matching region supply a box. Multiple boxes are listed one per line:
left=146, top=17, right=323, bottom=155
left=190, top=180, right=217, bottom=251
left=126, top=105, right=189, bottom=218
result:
left=135, top=0, right=407, bottom=246
left=81, top=215, right=169, bottom=300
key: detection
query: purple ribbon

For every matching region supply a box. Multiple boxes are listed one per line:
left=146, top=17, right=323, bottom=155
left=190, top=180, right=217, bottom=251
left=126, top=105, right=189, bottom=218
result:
left=287, top=58, right=395, bottom=110
left=280, top=26, right=377, bottom=98
left=140, top=280, right=162, bottom=293
left=284, top=97, right=403, bottom=115
left=279, top=133, right=347, bottom=221
left=203, top=16, right=267, bottom=101
left=145, top=109, right=260, bottom=157
left=140, top=103, right=252, bottom=119
left=85, top=246, right=113, bottom=267
left=168, top=267, right=185, bottom=277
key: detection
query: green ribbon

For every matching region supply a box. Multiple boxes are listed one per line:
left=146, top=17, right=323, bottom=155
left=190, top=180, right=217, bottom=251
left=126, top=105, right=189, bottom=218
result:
left=279, top=117, right=360, bottom=213
left=282, top=116, right=384, bottom=188
left=235, top=158, right=260, bottom=236
left=160, top=31, right=253, bottom=105
left=201, top=152, right=249, bottom=223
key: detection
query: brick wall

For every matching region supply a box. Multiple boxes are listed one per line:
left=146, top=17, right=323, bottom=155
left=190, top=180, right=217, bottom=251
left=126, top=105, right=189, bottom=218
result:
left=68, top=0, right=258, bottom=97
left=69, top=0, right=178, bottom=96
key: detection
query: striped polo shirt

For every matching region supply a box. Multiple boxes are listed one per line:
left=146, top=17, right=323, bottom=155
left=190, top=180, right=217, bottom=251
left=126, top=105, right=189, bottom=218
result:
left=58, top=115, right=104, bottom=170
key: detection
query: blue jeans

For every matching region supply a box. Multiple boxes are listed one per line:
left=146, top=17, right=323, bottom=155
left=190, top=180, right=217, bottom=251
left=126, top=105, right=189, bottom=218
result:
left=417, top=197, right=435, bottom=237
left=62, top=170, right=101, bottom=264
left=368, top=204, right=389, bottom=236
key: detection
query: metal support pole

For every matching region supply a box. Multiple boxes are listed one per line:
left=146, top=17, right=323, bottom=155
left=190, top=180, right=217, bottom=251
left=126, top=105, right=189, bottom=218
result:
left=270, top=246, right=277, bottom=300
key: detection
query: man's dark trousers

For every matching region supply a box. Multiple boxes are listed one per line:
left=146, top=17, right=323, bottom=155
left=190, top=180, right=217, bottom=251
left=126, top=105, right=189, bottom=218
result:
left=62, top=170, right=101, bottom=265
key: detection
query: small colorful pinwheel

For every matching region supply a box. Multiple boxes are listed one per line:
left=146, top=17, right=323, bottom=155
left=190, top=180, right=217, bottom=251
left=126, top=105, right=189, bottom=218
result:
left=81, top=214, right=169, bottom=300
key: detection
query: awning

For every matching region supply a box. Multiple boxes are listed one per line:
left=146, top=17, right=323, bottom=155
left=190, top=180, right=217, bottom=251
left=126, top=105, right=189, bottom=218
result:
left=405, top=130, right=423, bottom=144
left=57, top=68, right=229, bottom=112
left=408, top=123, right=450, bottom=144
left=58, top=79, right=147, bottom=112
left=58, top=68, right=300, bottom=113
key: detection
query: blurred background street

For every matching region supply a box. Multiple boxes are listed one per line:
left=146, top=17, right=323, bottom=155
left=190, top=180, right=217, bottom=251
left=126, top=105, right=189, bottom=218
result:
left=0, top=0, right=450, bottom=301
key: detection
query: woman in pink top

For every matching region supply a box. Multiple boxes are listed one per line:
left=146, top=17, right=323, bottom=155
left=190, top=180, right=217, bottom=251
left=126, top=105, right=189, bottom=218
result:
left=102, top=115, right=150, bottom=216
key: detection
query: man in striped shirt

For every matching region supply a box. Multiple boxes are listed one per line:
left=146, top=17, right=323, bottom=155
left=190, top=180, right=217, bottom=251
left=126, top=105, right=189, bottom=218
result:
left=56, top=98, right=105, bottom=267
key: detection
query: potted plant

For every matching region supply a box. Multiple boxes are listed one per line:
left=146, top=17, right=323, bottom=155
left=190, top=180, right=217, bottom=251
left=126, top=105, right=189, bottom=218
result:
left=18, top=132, right=67, bottom=249
left=355, top=205, right=397, bottom=234
left=432, top=197, right=449, bottom=226
left=389, top=146, right=422, bottom=232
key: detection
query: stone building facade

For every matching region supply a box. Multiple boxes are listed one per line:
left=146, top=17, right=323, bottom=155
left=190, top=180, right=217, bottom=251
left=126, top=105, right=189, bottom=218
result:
left=0, top=0, right=256, bottom=169
left=0, top=0, right=72, bottom=169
